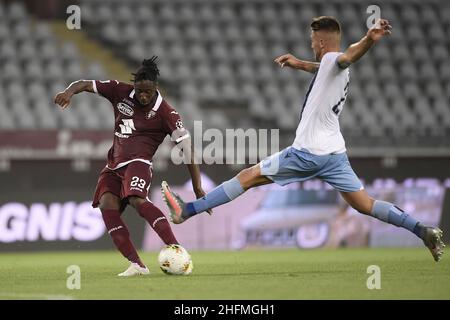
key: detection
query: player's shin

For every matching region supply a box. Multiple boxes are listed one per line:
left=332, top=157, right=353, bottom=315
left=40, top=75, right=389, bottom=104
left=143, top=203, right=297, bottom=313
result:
left=186, top=177, right=245, bottom=216
left=101, top=209, right=145, bottom=267
left=137, top=202, right=179, bottom=245
left=370, top=200, right=425, bottom=239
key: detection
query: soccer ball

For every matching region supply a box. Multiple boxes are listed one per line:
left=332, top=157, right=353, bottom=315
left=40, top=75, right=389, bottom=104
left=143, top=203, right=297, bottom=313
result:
left=158, top=244, right=193, bottom=275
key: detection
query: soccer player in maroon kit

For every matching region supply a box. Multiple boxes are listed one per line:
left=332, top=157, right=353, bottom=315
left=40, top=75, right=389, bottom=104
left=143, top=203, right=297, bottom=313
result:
left=54, top=57, right=208, bottom=276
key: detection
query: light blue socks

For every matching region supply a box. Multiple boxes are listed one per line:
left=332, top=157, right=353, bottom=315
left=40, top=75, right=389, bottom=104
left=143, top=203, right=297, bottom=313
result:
left=186, top=177, right=245, bottom=216
left=371, top=200, right=424, bottom=239
left=187, top=189, right=426, bottom=240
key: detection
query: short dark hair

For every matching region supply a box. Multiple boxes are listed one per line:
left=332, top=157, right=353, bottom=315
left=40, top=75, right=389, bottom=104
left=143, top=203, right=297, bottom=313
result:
left=132, top=56, right=160, bottom=83
left=310, top=16, right=341, bottom=33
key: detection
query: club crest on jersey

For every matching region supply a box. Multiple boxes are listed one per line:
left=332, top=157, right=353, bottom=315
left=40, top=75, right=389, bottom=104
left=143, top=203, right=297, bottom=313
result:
left=146, top=110, right=156, bottom=119
left=117, top=103, right=134, bottom=116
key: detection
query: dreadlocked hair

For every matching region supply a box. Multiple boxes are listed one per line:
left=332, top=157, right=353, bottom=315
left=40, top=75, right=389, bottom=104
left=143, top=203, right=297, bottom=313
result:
left=132, top=56, right=160, bottom=82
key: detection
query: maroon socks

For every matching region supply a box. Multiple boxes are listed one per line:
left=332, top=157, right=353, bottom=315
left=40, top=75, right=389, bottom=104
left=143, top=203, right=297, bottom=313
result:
left=101, top=202, right=178, bottom=268
left=101, top=209, right=145, bottom=268
left=137, top=202, right=179, bottom=245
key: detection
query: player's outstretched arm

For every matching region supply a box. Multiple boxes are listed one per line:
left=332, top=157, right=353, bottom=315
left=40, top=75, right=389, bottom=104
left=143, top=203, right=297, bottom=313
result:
left=185, top=146, right=212, bottom=215
left=337, top=19, right=392, bottom=69
left=177, top=137, right=212, bottom=215
left=274, top=54, right=320, bottom=73
left=54, top=80, right=94, bottom=109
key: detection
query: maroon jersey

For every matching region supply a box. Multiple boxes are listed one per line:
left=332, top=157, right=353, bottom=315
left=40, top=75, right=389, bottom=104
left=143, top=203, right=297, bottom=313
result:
left=92, top=80, right=189, bottom=169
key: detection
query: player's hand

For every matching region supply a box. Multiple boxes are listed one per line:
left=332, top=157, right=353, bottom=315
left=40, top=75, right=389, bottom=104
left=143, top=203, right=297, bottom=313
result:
left=54, top=90, right=73, bottom=109
left=367, top=19, right=392, bottom=42
left=194, top=187, right=213, bottom=215
left=274, top=53, right=300, bottom=69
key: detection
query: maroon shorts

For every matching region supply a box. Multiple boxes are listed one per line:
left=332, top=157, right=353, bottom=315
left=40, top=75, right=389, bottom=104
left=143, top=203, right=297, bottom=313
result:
left=92, top=161, right=153, bottom=212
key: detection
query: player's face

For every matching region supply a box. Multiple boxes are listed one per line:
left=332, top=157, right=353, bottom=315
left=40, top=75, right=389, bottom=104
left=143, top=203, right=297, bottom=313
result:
left=134, top=80, right=157, bottom=106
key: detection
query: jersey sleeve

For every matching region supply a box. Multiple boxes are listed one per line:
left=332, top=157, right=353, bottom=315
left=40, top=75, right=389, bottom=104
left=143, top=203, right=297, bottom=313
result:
left=321, top=52, right=346, bottom=71
left=92, top=80, right=121, bottom=103
left=160, top=103, right=190, bottom=143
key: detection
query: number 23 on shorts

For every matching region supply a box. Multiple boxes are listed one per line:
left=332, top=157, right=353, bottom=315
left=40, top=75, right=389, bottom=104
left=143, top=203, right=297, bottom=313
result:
left=130, top=176, right=146, bottom=189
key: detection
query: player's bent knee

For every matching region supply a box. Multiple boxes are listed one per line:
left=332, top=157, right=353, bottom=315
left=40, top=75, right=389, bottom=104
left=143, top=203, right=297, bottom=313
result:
left=237, top=168, right=250, bottom=188
left=238, top=166, right=254, bottom=178
left=238, top=165, right=265, bottom=190
left=128, top=196, right=146, bottom=210
left=98, top=193, right=120, bottom=211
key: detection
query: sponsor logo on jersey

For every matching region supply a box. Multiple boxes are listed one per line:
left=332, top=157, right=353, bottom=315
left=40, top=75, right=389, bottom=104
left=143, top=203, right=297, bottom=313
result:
left=115, top=119, right=135, bottom=138
left=146, top=111, right=156, bottom=119
left=117, top=103, right=134, bottom=116
left=123, top=98, right=135, bottom=107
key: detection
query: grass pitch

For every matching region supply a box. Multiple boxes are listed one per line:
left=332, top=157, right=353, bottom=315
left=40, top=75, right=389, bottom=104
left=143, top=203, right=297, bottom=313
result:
left=1, top=248, right=449, bottom=300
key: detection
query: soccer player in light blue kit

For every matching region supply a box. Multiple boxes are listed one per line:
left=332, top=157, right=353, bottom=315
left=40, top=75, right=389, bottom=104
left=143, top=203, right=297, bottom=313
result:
left=162, top=17, right=444, bottom=261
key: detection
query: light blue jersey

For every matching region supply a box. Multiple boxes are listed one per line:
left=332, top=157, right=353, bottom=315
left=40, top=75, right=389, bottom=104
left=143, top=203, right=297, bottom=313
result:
left=293, top=52, right=349, bottom=155
left=259, top=51, right=362, bottom=193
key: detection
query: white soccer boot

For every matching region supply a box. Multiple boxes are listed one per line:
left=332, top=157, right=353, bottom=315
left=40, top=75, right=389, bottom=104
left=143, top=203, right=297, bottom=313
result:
left=118, top=262, right=150, bottom=277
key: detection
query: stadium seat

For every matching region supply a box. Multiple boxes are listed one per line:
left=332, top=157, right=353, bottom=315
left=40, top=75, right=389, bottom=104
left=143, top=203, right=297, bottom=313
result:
left=0, top=0, right=447, bottom=146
